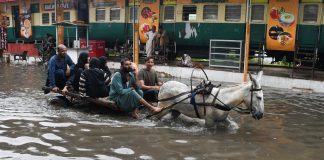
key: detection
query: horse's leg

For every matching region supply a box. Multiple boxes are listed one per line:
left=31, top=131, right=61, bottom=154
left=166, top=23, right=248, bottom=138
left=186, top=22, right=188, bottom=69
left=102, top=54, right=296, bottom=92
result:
left=223, top=116, right=239, bottom=130
left=205, top=107, right=216, bottom=128
left=177, top=113, right=205, bottom=126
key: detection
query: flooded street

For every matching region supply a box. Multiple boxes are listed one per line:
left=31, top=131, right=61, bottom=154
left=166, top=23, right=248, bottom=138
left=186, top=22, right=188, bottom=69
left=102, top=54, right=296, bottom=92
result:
left=0, top=63, right=324, bottom=160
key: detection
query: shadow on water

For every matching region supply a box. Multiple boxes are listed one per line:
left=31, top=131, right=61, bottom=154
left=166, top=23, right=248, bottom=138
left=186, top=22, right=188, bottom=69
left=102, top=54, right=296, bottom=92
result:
left=0, top=64, right=324, bottom=159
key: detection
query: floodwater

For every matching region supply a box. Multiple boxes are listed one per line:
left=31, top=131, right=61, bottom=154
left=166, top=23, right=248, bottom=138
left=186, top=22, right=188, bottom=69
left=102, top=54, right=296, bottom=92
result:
left=0, top=63, right=324, bottom=160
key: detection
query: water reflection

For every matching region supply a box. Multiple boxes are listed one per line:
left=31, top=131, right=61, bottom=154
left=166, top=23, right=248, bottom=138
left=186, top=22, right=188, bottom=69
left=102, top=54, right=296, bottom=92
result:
left=0, top=64, right=323, bottom=159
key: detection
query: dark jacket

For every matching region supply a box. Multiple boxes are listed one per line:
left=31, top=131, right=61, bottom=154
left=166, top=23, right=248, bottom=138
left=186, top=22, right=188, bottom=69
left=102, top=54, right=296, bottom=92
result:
left=79, top=68, right=108, bottom=98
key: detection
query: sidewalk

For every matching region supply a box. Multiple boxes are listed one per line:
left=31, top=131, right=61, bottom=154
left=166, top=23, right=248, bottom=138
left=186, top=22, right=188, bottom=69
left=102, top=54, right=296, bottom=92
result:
left=108, top=57, right=324, bottom=93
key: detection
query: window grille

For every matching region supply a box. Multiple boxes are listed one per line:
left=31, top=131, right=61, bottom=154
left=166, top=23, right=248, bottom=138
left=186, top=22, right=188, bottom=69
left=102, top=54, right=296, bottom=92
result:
left=303, top=4, right=318, bottom=23
left=42, top=13, right=50, bottom=24
left=164, top=6, right=175, bottom=21
left=51, top=12, right=55, bottom=24
left=251, top=5, right=264, bottom=22
left=96, top=8, right=106, bottom=21
left=225, top=5, right=241, bottom=22
left=63, top=12, right=70, bottom=21
left=110, top=8, right=120, bottom=21
left=203, top=5, right=218, bottom=21
left=182, top=5, right=197, bottom=21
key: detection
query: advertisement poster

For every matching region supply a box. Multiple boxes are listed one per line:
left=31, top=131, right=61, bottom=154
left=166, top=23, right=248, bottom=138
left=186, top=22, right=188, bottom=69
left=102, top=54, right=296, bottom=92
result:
left=266, top=0, right=298, bottom=51
left=139, top=0, right=160, bottom=43
left=20, top=13, right=32, bottom=39
left=0, top=27, right=7, bottom=50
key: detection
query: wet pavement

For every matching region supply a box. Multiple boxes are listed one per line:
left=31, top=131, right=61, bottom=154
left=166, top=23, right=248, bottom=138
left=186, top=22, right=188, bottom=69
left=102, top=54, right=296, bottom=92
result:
left=0, top=63, right=324, bottom=160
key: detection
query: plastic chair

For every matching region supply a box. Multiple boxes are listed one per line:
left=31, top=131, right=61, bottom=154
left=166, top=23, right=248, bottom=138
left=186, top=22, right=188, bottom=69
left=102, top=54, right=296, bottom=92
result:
left=14, top=51, right=28, bottom=62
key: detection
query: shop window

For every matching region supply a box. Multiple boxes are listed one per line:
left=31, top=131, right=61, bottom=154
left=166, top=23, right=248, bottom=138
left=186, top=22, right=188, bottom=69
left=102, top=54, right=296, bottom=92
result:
left=164, top=6, right=175, bottom=21
left=64, top=12, right=70, bottom=21
left=182, top=5, right=197, bottom=21
left=303, top=4, right=318, bottom=23
left=130, top=6, right=139, bottom=23
left=42, top=13, right=50, bottom=24
left=251, top=5, right=264, bottom=22
left=225, top=5, right=241, bottom=22
left=110, top=8, right=120, bottom=21
left=96, top=8, right=105, bottom=21
left=51, top=12, right=56, bottom=24
left=203, top=5, right=218, bottom=21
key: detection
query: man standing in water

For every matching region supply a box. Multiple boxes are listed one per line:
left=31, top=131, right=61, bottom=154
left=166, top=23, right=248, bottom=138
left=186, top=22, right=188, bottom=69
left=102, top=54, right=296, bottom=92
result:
left=109, top=58, right=161, bottom=118
left=138, top=56, right=162, bottom=102
left=144, top=25, right=157, bottom=57
left=45, top=44, right=75, bottom=93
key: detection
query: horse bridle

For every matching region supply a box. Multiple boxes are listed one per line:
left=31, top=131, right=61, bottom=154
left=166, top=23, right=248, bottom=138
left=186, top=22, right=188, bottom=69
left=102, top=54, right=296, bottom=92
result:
left=233, top=84, right=263, bottom=114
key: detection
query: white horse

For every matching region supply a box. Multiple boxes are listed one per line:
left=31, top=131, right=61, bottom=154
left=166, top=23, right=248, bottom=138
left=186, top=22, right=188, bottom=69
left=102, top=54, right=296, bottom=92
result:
left=155, top=71, right=264, bottom=129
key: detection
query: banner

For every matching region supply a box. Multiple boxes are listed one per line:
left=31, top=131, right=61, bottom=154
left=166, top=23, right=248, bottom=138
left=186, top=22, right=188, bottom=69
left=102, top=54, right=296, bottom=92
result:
left=20, top=13, right=32, bottom=39
left=266, top=0, right=298, bottom=51
left=139, top=0, right=160, bottom=43
left=0, top=27, right=7, bottom=50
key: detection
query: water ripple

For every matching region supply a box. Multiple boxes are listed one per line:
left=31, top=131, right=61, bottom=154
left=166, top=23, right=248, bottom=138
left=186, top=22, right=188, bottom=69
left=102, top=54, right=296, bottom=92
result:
left=41, top=133, right=64, bottom=141
left=0, top=136, right=52, bottom=146
left=39, top=122, right=76, bottom=128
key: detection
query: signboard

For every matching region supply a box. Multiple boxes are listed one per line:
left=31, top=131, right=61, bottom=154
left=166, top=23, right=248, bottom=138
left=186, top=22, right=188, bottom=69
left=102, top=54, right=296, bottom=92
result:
left=43, top=2, right=75, bottom=11
left=20, top=13, right=32, bottom=39
left=163, top=0, right=177, bottom=4
left=92, top=0, right=117, bottom=7
left=266, top=0, right=298, bottom=51
left=139, top=0, right=160, bottom=43
left=0, top=27, right=7, bottom=50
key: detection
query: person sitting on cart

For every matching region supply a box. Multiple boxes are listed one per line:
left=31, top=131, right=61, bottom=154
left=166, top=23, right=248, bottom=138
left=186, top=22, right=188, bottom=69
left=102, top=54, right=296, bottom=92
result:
left=62, top=52, right=89, bottom=94
left=109, top=58, right=162, bottom=118
left=45, top=44, right=75, bottom=94
left=79, top=57, right=109, bottom=98
left=138, top=56, right=163, bottom=102
left=99, top=56, right=112, bottom=93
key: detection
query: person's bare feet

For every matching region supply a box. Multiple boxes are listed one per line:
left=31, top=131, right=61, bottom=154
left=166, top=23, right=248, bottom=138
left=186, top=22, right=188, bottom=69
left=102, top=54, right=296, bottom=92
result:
left=151, top=107, right=162, bottom=113
left=131, top=108, right=140, bottom=119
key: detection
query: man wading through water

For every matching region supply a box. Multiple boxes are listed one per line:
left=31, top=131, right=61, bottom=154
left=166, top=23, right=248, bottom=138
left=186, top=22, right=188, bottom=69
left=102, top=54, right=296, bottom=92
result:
left=109, top=58, right=162, bottom=118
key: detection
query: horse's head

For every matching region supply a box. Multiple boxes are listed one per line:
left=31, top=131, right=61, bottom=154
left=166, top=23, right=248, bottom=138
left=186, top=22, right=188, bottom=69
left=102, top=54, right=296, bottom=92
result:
left=246, top=71, right=264, bottom=120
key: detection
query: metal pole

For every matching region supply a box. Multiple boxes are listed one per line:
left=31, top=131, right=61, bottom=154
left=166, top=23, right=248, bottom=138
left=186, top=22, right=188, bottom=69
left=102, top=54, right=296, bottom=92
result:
left=133, top=0, right=135, bottom=63
left=55, top=0, right=58, bottom=47
left=243, top=0, right=251, bottom=82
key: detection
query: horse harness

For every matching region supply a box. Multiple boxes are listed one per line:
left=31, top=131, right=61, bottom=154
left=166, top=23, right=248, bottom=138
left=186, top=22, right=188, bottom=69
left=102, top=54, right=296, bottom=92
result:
left=147, top=67, right=263, bottom=118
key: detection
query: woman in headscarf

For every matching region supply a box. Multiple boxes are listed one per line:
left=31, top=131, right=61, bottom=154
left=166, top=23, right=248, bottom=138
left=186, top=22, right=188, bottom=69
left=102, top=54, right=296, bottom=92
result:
left=62, top=52, right=89, bottom=94
left=98, top=56, right=112, bottom=82
left=79, top=57, right=109, bottom=98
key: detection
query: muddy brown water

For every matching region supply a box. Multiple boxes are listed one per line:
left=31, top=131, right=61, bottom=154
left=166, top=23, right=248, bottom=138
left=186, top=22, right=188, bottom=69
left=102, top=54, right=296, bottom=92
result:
left=0, top=63, right=324, bottom=160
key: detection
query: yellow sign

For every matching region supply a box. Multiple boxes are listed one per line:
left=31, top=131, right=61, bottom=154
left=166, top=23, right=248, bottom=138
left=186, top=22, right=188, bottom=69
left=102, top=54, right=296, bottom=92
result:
left=163, top=0, right=177, bottom=4
left=139, top=0, right=160, bottom=43
left=266, top=0, right=298, bottom=51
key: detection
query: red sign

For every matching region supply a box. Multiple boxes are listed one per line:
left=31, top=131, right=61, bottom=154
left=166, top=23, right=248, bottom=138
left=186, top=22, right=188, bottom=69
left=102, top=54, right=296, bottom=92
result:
left=0, top=0, right=16, bottom=2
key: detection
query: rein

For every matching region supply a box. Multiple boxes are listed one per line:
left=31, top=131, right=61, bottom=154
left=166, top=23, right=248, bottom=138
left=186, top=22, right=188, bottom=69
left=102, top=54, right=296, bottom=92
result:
left=148, top=68, right=263, bottom=118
